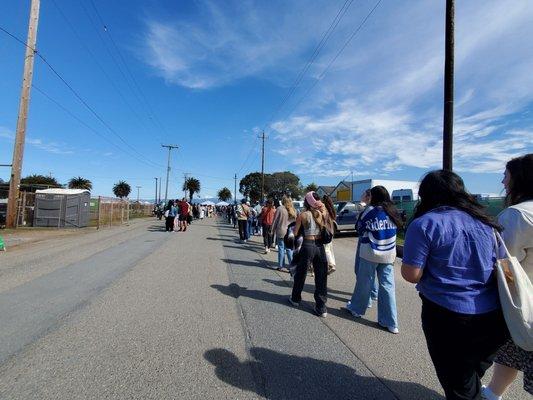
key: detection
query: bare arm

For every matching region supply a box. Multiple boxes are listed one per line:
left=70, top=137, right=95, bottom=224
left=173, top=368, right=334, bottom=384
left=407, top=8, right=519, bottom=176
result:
left=294, top=212, right=304, bottom=237
left=401, top=263, right=424, bottom=283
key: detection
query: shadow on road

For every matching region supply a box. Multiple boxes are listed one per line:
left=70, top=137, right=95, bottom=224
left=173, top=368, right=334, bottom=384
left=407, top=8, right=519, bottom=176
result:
left=221, top=258, right=273, bottom=269
left=204, top=347, right=443, bottom=400
left=211, top=283, right=289, bottom=307
left=263, top=278, right=353, bottom=299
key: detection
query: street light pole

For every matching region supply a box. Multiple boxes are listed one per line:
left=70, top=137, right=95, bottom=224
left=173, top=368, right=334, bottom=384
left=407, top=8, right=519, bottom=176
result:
left=443, top=0, right=455, bottom=171
left=136, top=186, right=141, bottom=202
left=154, top=178, right=158, bottom=204
left=234, top=173, right=237, bottom=205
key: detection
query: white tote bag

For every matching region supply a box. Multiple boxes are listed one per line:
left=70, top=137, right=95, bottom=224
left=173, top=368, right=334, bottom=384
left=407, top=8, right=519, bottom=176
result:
left=493, top=230, right=533, bottom=351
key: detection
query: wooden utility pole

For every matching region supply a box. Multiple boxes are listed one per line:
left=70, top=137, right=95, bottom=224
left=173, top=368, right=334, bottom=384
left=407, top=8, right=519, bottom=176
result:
left=136, top=186, right=141, bottom=202
left=6, top=0, right=41, bottom=228
left=443, top=0, right=455, bottom=171
left=154, top=177, right=158, bottom=204
left=161, top=144, right=178, bottom=204
left=259, top=131, right=266, bottom=203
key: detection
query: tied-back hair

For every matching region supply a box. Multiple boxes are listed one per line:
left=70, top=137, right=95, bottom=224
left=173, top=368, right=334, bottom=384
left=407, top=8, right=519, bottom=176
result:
left=413, top=170, right=501, bottom=230
left=166, top=200, right=174, bottom=210
left=370, top=186, right=403, bottom=228
left=505, top=153, right=533, bottom=206
left=303, top=192, right=325, bottom=229
left=282, top=195, right=297, bottom=220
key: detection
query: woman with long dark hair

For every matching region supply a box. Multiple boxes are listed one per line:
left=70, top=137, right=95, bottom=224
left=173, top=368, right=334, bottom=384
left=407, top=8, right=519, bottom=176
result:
left=484, top=154, right=533, bottom=399
left=401, top=170, right=509, bottom=399
left=345, top=186, right=402, bottom=334
left=289, top=191, right=333, bottom=317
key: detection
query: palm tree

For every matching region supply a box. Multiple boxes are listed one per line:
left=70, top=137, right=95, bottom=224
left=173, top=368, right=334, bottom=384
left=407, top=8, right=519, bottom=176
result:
left=68, top=176, right=93, bottom=191
left=183, top=177, right=200, bottom=202
left=113, top=181, right=131, bottom=199
left=217, top=187, right=232, bottom=202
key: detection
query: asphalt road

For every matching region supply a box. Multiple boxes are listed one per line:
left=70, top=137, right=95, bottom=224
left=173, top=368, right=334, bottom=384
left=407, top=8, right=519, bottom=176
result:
left=0, top=218, right=528, bottom=399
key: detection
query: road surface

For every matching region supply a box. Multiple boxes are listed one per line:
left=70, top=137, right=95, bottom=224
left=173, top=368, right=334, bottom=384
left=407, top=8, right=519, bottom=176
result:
left=0, top=217, right=527, bottom=399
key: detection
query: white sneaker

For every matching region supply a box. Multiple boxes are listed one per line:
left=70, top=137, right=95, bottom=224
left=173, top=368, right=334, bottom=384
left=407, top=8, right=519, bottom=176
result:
left=481, top=386, right=501, bottom=400
left=315, top=308, right=327, bottom=318
left=379, top=323, right=399, bottom=334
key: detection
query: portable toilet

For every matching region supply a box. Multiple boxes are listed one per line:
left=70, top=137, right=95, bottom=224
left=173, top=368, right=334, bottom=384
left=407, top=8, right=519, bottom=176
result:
left=34, top=188, right=91, bottom=228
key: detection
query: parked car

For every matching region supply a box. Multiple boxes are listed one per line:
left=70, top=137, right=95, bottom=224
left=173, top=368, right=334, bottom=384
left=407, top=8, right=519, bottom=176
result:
left=292, top=200, right=304, bottom=214
left=334, top=201, right=364, bottom=234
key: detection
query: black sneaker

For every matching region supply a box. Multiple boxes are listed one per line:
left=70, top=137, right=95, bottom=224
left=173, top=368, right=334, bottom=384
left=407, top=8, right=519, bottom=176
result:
left=315, top=308, right=327, bottom=318
left=288, top=297, right=300, bottom=307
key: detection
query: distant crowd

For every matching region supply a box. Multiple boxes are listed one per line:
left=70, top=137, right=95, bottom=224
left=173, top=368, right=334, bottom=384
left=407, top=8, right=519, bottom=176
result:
left=223, top=154, right=532, bottom=400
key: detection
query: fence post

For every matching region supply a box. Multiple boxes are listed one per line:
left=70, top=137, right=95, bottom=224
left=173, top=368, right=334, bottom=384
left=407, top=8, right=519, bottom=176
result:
left=97, top=196, right=101, bottom=230
left=109, top=201, right=113, bottom=227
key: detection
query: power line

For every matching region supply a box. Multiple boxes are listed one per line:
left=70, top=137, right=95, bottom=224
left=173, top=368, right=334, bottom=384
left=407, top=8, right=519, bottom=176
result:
left=262, top=0, right=354, bottom=131
left=32, top=85, right=163, bottom=170
left=50, top=0, right=155, bottom=137
left=280, top=0, right=383, bottom=122
left=0, top=25, right=164, bottom=169
left=87, top=0, right=170, bottom=138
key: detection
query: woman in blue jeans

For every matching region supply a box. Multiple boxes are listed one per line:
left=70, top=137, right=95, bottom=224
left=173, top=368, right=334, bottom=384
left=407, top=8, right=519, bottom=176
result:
left=345, top=186, right=402, bottom=334
left=271, top=196, right=297, bottom=271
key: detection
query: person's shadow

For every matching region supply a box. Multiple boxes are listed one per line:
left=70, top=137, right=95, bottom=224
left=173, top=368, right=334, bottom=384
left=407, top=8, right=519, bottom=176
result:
left=204, top=347, right=443, bottom=400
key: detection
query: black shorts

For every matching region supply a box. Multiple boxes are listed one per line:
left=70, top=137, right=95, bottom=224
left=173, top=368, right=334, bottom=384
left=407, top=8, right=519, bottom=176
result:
left=179, top=215, right=187, bottom=222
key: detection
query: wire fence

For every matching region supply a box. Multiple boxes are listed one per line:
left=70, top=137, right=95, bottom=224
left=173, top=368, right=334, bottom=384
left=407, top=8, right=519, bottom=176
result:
left=0, top=189, right=153, bottom=229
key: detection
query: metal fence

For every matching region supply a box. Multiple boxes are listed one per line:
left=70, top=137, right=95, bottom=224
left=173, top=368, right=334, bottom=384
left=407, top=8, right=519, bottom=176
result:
left=0, top=190, right=153, bottom=229
left=395, top=196, right=506, bottom=222
left=90, top=197, right=153, bottom=229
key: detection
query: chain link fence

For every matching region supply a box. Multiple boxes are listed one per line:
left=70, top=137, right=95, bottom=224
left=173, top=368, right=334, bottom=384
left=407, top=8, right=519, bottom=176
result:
left=0, top=189, right=153, bottom=229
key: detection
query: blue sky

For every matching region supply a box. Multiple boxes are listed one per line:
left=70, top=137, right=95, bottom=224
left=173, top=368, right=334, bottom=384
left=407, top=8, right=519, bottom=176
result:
left=1, top=0, right=532, bottom=199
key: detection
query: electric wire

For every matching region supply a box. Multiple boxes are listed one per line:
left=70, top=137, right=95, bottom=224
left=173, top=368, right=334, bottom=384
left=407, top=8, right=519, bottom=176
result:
left=87, top=0, right=170, bottom=138
left=50, top=0, right=155, bottom=137
left=31, top=84, right=162, bottom=170
left=262, top=0, right=354, bottom=132
left=280, top=0, right=383, bottom=123
left=0, top=25, right=164, bottom=169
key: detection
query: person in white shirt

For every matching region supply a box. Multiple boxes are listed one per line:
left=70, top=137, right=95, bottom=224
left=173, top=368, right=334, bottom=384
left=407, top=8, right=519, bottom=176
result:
left=483, top=153, right=533, bottom=400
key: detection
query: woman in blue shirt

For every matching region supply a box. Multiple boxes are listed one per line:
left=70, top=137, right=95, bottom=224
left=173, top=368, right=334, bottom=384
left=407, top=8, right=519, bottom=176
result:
left=401, top=170, right=508, bottom=400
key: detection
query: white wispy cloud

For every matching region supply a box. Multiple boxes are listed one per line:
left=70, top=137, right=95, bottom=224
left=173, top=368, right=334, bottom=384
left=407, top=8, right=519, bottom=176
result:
left=140, top=0, right=533, bottom=176
left=0, top=127, right=74, bottom=155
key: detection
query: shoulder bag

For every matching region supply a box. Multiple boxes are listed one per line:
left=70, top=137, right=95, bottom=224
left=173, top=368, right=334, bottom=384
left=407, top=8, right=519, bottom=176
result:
left=493, top=229, right=533, bottom=351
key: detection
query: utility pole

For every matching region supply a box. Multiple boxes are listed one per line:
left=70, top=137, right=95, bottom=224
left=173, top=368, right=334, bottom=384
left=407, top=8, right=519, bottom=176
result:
left=161, top=144, right=178, bottom=204
left=234, top=173, right=237, bottom=205
left=158, top=176, right=162, bottom=204
left=154, top=178, right=158, bottom=204
left=6, top=0, right=40, bottom=228
left=443, top=0, right=455, bottom=171
left=136, top=186, right=141, bottom=202
left=351, top=170, right=354, bottom=202
left=259, top=131, right=266, bottom=203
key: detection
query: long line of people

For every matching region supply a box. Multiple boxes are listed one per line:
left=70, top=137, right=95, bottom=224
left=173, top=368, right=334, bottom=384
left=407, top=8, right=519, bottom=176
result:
left=229, top=153, right=532, bottom=400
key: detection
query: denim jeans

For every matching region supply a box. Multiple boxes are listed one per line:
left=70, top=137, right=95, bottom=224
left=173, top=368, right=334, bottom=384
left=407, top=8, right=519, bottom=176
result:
left=276, top=237, right=293, bottom=268
left=238, top=220, right=249, bottom=240
left=291, top=240, right=328, bottom=313
left=354, top=240, right=378, bottom=301
left=247, top=219, right=253, bottom=238
left=348, top=257, right=398, bottom=329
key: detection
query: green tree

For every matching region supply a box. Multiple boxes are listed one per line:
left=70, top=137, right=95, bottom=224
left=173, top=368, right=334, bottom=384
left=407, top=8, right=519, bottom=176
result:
left=304, top=183, right=318, bottom=193
left=20, top=174, right=62, bottom=192
left=239, top=172, right=265, bottom=202
left=266, top=171, right=302, bottom=200
left=183, top=177, right=201, bottom=202
left=113, top=181, right=131, bottom=199
left=217, top=187, right=232, bottom=202
left=68, top=176, right=93, bottom=190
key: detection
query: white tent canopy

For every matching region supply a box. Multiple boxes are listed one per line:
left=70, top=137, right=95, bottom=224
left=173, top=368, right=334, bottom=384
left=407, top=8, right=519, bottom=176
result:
left=216, top=201, right=229, bottom=206
left=200, top=200, right=215, bottom=206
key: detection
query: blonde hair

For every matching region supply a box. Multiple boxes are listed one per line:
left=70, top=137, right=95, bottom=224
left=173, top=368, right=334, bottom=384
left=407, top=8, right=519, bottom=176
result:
left=282, top=196, right=297, bottom=220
